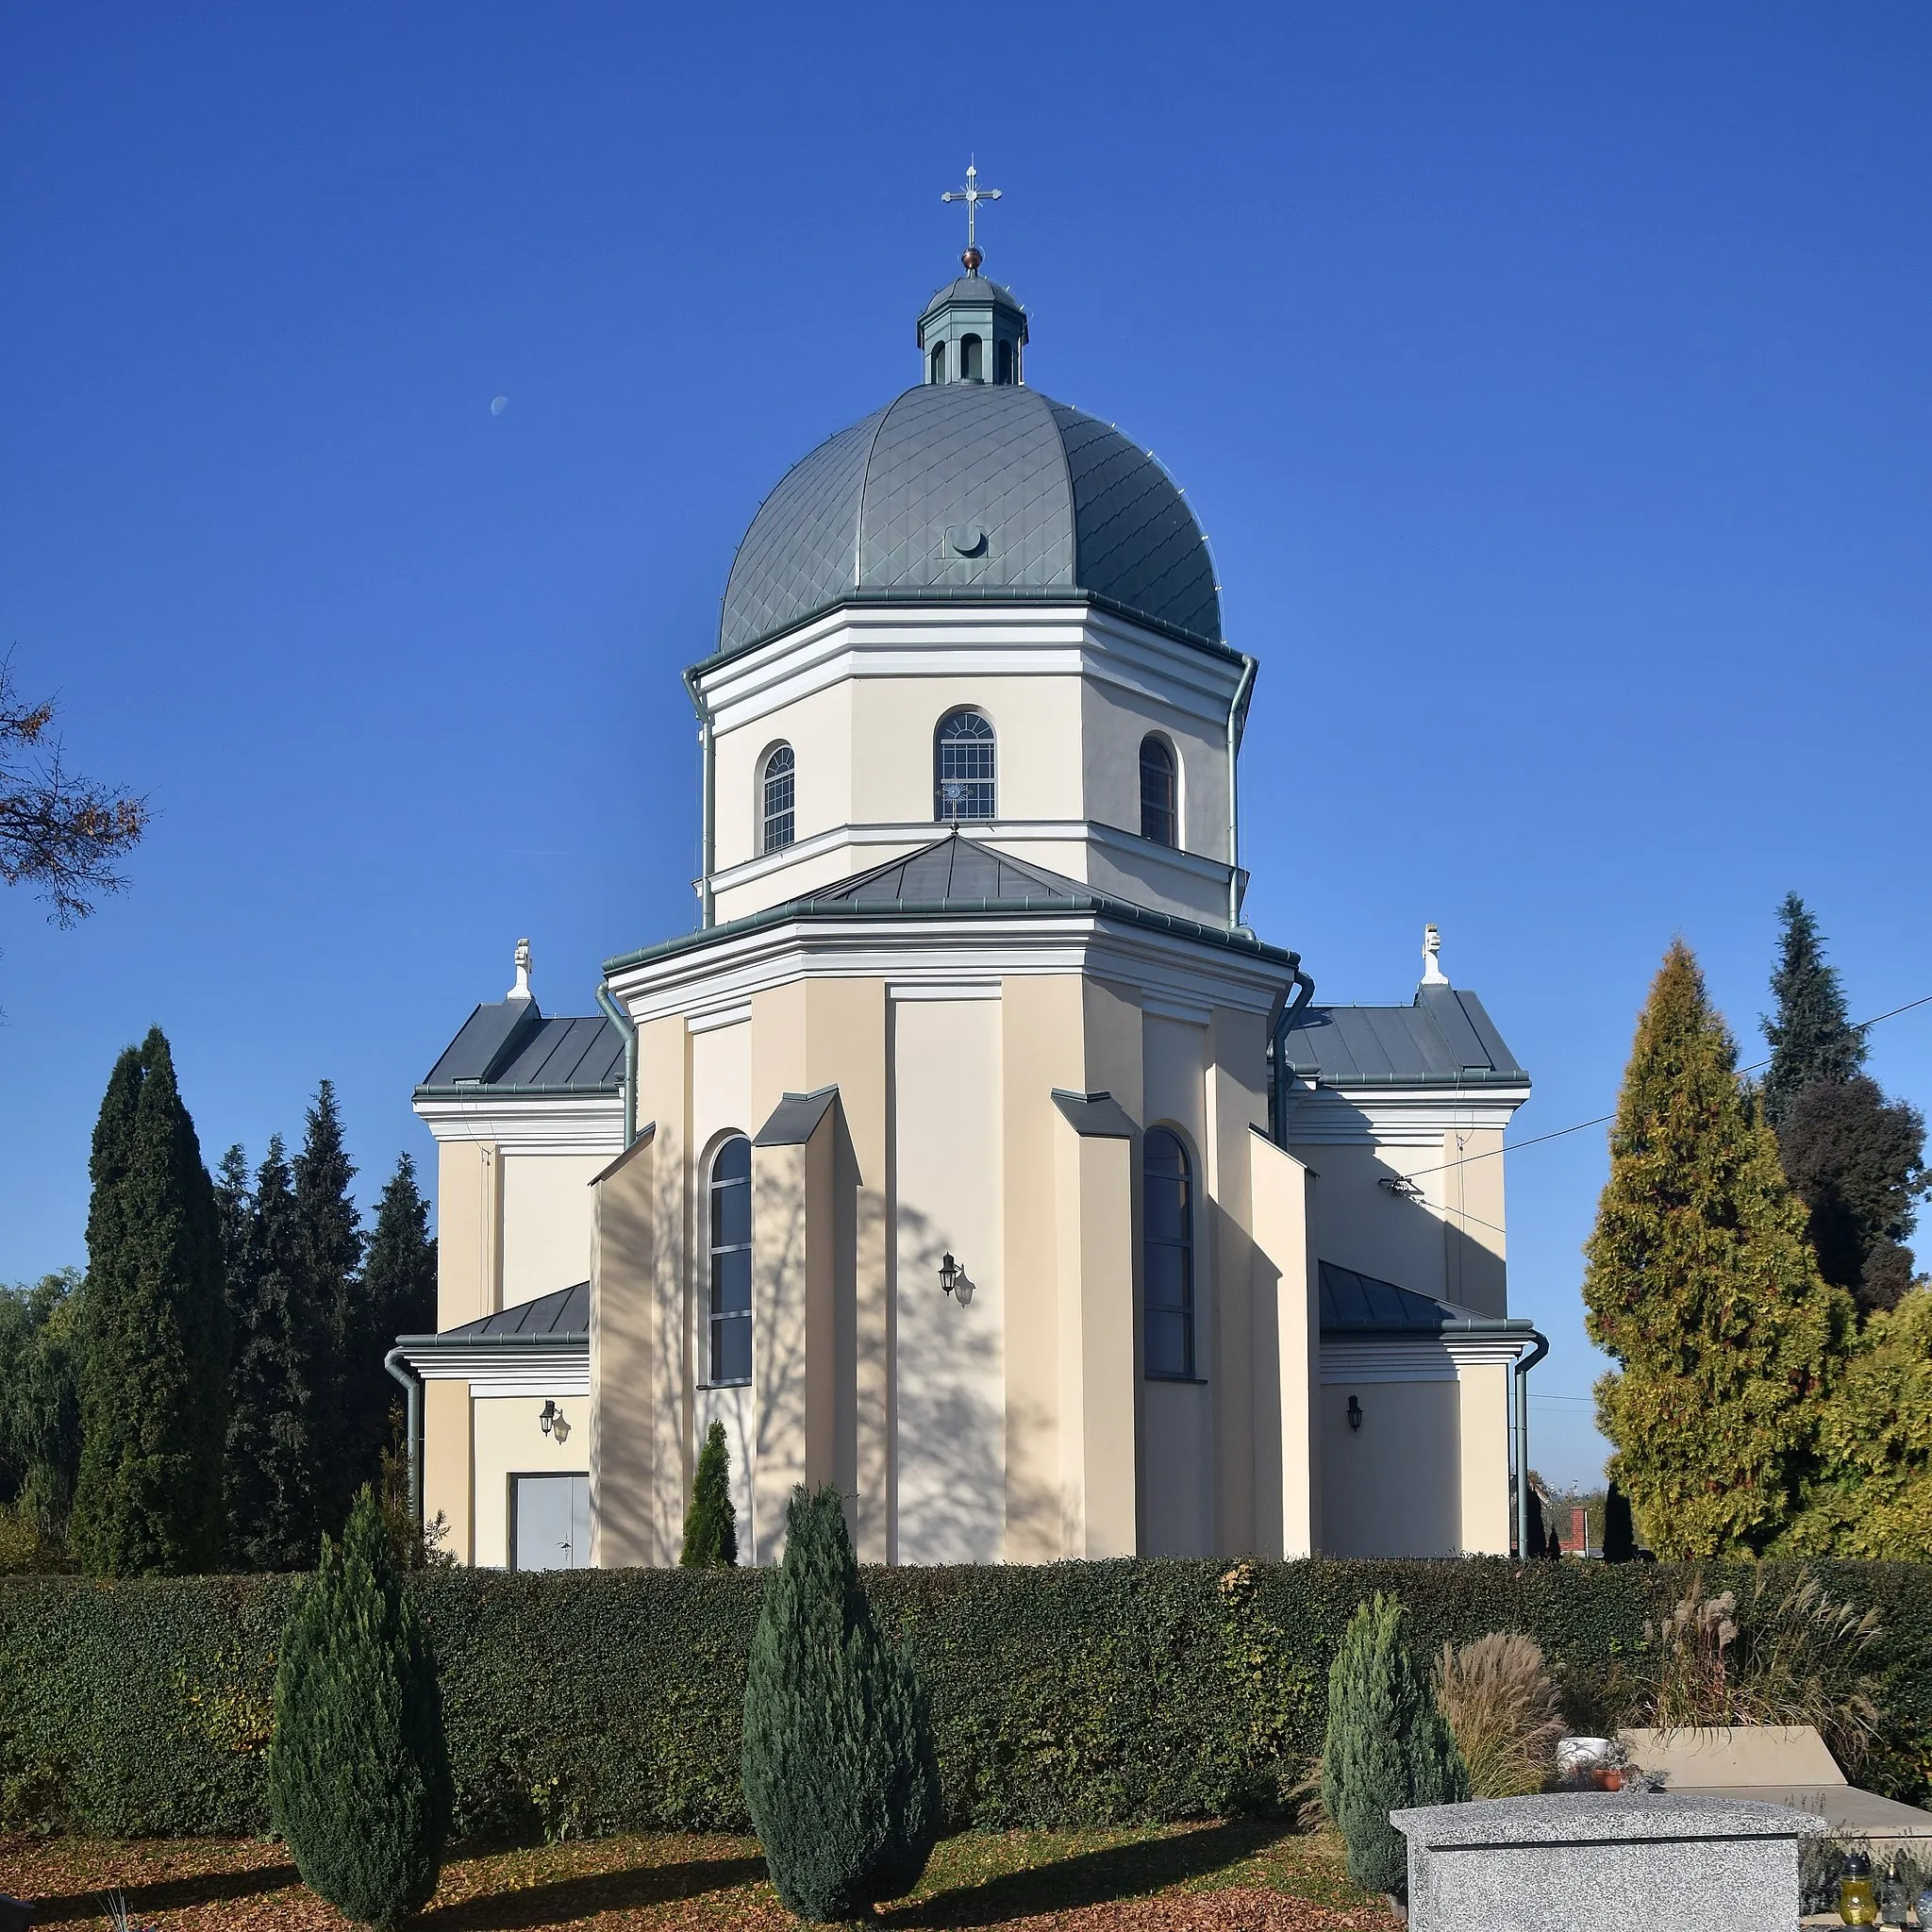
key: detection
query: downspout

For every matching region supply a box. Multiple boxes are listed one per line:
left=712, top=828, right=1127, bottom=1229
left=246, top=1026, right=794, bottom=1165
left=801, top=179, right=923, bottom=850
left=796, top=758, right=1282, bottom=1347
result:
left=596, top=982, right=639, bottom=1149
left=1226, top=654, right=1257, bottom=928
left=1512, top=1328, right=1551, bottom=1557
left=1269, top=965, right=1317, bottom=1146
left=383, top=1348, right=423, bottom=1527
left=683, top=664, right=715, bottom=929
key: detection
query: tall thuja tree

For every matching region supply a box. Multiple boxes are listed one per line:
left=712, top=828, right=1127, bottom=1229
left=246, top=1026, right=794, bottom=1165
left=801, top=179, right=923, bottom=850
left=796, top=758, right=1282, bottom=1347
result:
left=71, top=1029, right=230, bottom=1574
left=742, top=1486, right=941, bottom=1921
left=226, top=1137, right=333, bottom=1569
left=1761, top=893, right=1864, bottom=1132
left=295, top=1082, right=364, bottom=1536
left=351, top=1153, right=437, bottom=1481
left=1584, top=942, right=1853, bottom=1557
left=1322, top=1593, right=1468, bottom=1896
left=680, top=1419, right=739, bottom=1568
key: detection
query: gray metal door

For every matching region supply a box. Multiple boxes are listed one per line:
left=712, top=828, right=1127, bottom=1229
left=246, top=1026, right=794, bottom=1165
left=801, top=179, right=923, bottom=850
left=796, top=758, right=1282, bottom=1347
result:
left=511, top=1474, right=590, bottom=1570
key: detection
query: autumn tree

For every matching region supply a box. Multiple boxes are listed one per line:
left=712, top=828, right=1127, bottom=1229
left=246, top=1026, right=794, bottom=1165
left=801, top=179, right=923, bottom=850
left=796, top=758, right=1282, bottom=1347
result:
left=0, top=653, right=145, bottom=925
left=1583, top=941, right=1853, bottom=1557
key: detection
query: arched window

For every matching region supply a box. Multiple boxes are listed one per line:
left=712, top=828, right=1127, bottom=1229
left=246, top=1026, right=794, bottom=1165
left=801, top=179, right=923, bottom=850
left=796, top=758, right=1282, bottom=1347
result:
left=994, top=339, right=1013, bottom=385
left=760, top=743, right=795, bottom=854
left=1140, top=735, right=1177, bottom=847
left=1143, top=1128, right=1194, bottom=1379
left=929, top=341, right=945, bottom=385
left=934, top=708, right=996, bottom=822
left=959, top=333, right=983, bottom=382
left=708, top=1135, right=752, bottom=1385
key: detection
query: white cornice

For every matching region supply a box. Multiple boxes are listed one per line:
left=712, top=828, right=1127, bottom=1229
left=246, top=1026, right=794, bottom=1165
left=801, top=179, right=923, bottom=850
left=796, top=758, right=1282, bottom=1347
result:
left=695, top=604, right=1244, bottom=736
left=608, top=912, right=1290, bottom=1030
left=402, top=1340, right=589, bottom=1393
left=1283, top=1084, right=1530, bottom=1147
left=412, top=1093, right=625, bottom=1156
left=1320, top=1336, right=1532, bottom=1384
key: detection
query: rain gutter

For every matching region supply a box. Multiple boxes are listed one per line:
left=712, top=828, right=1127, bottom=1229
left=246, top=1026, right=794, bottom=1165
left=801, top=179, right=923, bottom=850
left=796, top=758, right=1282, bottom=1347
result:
left=383, top=1348, right=423, bottom=1527
left=596, top=982, right=639, bottom=1148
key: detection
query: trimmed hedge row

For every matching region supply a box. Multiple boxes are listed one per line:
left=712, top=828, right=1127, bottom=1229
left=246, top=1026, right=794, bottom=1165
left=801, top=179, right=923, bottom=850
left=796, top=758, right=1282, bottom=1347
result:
left=0, top=1557, right=1927, bottom=1841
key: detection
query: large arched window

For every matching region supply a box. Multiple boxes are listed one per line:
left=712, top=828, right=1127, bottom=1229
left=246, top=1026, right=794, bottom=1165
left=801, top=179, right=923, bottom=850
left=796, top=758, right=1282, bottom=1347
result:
left=1140, top=735, right=1177, bottom=847
left=707, top=1135, right=752, bottom=1385
left=934, top=708, right=996, bottom=823
left=760, top=743, right=795, bottom=854
left=1143, top=1128, right=1194, bottom=1379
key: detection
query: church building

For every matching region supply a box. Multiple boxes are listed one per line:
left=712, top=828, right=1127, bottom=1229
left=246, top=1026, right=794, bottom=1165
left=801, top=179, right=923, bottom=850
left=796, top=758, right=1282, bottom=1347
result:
left=397, top=221, right=1543, bottom=1574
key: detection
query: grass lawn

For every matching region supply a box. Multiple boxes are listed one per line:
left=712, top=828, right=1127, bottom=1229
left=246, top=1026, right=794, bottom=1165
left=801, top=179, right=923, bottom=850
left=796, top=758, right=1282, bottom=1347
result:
left=0, top=1823, right=1399, bottom=1930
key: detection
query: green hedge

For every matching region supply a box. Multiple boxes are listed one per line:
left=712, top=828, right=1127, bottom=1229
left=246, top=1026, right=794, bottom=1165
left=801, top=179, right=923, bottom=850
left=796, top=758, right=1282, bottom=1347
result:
left=0, top=1558, right=1926, bottom=1841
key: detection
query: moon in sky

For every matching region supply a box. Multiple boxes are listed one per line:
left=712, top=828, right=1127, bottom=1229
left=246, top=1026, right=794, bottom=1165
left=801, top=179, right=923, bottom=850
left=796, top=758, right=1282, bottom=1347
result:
left=491, top=395, right=509, bottom=416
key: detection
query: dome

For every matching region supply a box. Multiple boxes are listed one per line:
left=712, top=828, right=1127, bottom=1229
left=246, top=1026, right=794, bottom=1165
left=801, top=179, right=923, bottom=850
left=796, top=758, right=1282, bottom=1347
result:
left=717, top=381, right=1223, bottom=657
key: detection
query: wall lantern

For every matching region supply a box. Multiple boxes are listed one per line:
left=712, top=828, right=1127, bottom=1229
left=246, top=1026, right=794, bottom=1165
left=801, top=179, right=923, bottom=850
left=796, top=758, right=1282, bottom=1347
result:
left=540, top=1399, right=572, bottom=1445
left=1347, top=1395, right=1363, bottom=1432
left=938, top=1253, right=974, bottom=1306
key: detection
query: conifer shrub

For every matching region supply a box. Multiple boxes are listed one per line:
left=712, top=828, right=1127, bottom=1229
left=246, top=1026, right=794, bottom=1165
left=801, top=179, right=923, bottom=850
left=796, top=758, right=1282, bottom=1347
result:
left=1603, top=1481, right=1637, bottom=1562
left=680, top=1421, right=738, bottom=1569
left=1321, top=1592, right=1468, bottom=1897
left=269, top=1486, right=452, bottom=1928
left=741, top=1485, right=941, bottom=1922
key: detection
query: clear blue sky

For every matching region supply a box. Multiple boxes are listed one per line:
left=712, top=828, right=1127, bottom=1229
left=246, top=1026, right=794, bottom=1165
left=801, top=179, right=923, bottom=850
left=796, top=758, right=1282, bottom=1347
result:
left=4, top=6, right=1928, bottom=1489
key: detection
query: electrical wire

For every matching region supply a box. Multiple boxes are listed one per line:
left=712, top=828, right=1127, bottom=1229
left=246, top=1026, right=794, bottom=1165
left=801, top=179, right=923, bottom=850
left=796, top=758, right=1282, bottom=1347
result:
left=1383, top=990, right=1932, bottom=1184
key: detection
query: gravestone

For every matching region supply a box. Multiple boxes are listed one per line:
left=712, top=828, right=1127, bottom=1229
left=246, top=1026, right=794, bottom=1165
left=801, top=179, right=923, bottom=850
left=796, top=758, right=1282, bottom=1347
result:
left=1391, top=1790, right=1824, bottom=1930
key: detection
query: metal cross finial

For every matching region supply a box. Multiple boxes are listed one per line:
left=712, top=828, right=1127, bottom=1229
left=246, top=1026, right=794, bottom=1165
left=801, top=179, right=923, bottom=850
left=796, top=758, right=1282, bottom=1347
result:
left=941, top=159, right=1001, bottom=274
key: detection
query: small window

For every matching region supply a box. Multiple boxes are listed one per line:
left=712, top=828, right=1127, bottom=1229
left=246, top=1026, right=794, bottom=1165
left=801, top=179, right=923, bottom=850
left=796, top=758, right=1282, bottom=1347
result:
left=761, top=743, right=795, bottom=854
left=934, top=708, right=996, bottom=822
left=930, top=341, right=945, bottom=384
left=960, top=333, right=983, bottom=382
left=995, top=339, right=1013, bottom=385
left=1140, top=735, right=1177, bottom=847
left=1144, top=1127, right=1194, bottom=1379
left=708, top=1135, right=752, bottom=1385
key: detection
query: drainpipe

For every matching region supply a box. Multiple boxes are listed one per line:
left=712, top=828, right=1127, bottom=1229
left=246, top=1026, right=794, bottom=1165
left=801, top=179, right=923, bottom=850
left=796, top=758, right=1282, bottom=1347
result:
left=1512, top=1327, right=1551, bottom=1557
left=383, top=1348, right=423, bottom=1526
left=683, top=664, right=715, bottom=928
left=1225, top=654, right=1257, bottom=928
left=1269, top=965, right=1317, bottom=1146
left=596, top=981, right=639, bottom=1149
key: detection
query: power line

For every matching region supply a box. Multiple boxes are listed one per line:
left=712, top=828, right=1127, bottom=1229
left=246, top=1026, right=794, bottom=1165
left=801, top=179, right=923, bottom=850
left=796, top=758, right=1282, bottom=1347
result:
left=1390, top=990, right=1932, bottom=1183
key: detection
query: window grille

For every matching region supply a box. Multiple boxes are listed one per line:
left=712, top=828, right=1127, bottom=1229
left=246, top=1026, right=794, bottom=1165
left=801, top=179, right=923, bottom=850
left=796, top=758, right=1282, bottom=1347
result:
left=934, top=709, right=996, bottom=822
left=761, top=744, right=795, bottom=854
left=1143, top=1127, right=1194, bottom=1378
left=708, top=1135, right=752, bottom=1385
left=1140, top=735, right=1177, bottom=847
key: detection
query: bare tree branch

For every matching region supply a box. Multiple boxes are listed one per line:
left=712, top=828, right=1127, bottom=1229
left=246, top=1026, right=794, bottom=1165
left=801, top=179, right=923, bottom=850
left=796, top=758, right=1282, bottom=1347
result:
left=0, top=652, right=148, bottom=925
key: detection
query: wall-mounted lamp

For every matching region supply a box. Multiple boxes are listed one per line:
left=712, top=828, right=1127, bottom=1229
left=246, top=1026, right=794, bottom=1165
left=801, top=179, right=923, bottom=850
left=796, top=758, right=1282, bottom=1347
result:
left=938, top=1253, right=974, bottom=1306
left=1347, top=1394, right=1363, bottom=1432
left=540, top=1399, right=572, bottom=1445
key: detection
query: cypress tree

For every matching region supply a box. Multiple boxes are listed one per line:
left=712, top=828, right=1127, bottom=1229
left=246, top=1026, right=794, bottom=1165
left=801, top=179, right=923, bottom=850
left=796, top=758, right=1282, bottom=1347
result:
left=270, top=1484, right=452, bottom=1928
left=1321, top=1592, right=1468, bottom=1897
left=1602, top=1480, right=1637, bottom=1562
left=1523, top=1482, right=1548, bottom=1561
left=226, top=1137, right=331, bottom=1570
left=71, top=1030, right=229, bottom=1574
left=741, top=1485, right=941, bottom=1921
left=1584, top=942, right=1853, bottom=1557
left=1761, top=893, right=1864, bottom=1131
left=680, top=1420, right=739, bottom=1568
left=294, top=1082, right=364, bottom=1536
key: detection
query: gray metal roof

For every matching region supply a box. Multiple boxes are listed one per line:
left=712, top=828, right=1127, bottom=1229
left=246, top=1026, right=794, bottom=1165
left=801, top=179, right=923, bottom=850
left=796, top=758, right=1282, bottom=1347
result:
left=1319, top=1260, right=1531, bottom=1337
left=1283, top=984, right=1527, bottom=1089
left=755, top=1086, right=840, bottom=1147
left=425, top=1279, right=589, bottom=1342
left=922, top=275, right=1024, bottom=316
left=419, top=1002, right=625, bottom=1096
left=713, top=383, right=1223, bottom=659
left=1051, top=1089, right=1138, bottom=1139
left=606, top=832, right=1300, bottom=975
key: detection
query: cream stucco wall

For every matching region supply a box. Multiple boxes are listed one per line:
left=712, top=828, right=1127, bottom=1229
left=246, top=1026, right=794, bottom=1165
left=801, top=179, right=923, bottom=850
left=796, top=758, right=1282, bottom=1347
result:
left=1320, top=1377, right=1463, bottom=1557
left=436, top=1141, right=499, bottom=1328
left=1291, top=1140, right=1457, bottom=1307
left=424, top=1376, right=474, bottom=1563
left=1457, top=1362, right=1513, bottom=1556
left=501, top=1153, right=603, bottom=1306
left=893, top=995, right=1005, bottom=1564
left=473, top=1393, right=591, bottom=1568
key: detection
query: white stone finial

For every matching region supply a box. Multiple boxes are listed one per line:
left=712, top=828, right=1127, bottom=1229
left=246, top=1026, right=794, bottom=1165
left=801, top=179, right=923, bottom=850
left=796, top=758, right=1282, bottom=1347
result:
left=508, top=937, right=533, bottom=1002
left=1421, top=923, right=1449, bottom=987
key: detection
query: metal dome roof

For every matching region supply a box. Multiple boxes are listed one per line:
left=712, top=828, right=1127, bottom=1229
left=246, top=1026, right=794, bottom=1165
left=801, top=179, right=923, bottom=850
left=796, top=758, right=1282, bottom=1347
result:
left=716, top=382, right=1223, bottom=658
